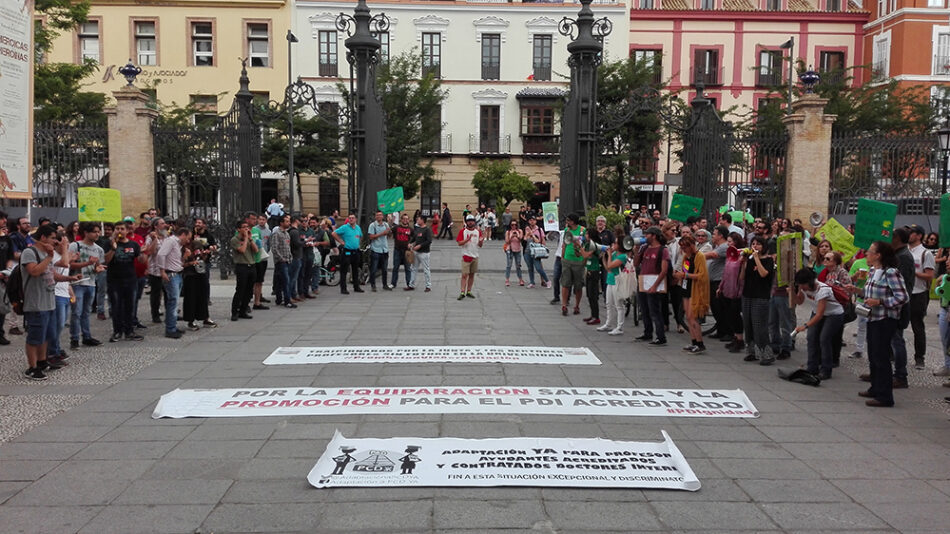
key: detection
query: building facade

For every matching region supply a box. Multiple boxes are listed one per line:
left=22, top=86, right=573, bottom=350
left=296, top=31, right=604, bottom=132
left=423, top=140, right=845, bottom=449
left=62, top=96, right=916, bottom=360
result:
left=293, top=0, right=630, bottom=216
left=44, top=0, right=292, bottom=115
left=628, top=0, right=868, bottom=208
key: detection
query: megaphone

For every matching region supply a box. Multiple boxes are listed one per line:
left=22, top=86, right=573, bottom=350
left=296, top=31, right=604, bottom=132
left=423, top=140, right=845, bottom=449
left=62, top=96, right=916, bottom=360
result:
left=624, top=236, right=646, bottom=250
left=809, top=211, right=825, bottom=227
left=936, top=274, right=950, bottom=307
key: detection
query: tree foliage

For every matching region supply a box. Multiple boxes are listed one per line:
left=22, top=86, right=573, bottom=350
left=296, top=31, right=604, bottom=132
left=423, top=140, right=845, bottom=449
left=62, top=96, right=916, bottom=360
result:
left=33, top=0, right=106, bottom=125
left=470, top=160, right=536, bottom=208
left=595, top=55, right=668, bottom=206
left=259, top=102, right=345, bottom=193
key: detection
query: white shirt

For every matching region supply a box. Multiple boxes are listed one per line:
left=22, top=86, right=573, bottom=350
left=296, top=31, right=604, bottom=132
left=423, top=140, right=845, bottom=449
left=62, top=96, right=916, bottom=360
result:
left=53, top=252, right=70, bottom=299
left=458, top=227, right=481, bottom=258
left=803, top=282, right=844, bottom=316
left=909, top=244, right=935, bottom=294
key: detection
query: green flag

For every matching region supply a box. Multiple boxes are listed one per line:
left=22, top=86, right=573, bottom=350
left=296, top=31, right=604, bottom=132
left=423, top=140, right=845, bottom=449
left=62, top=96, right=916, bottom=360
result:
left=940, top=193, right=950, bottom=248
left=668, top=193, right=703, bottom=222
left=718, top=204, right=729, bottom=215
left=376, top=187, right=405, bottom=215
left=728, top=210, right=754, bottom=225
left=854, top=198, right=898, bottom=249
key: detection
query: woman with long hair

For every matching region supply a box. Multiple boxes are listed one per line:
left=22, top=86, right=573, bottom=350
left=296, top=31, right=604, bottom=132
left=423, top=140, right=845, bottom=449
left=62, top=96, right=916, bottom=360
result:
left=740, top=235, right=775, bottom=365
left=674, top=235, right=709, bottom=353
left=854, top=241, right=908, bottom=406
left=504, top=220, right=524, bottom=287
left=720, top=232, right=746, bottom=353
left=523, top=216, right=549, bottom=289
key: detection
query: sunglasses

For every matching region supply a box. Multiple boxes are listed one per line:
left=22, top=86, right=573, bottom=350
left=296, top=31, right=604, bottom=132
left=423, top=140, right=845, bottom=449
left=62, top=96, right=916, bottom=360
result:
left=823, top=256, right=834, bottom=261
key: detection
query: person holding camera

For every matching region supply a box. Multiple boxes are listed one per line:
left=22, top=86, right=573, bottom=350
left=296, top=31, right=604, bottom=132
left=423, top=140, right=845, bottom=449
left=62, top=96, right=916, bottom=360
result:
left=230, top=220, right=258, bottom=322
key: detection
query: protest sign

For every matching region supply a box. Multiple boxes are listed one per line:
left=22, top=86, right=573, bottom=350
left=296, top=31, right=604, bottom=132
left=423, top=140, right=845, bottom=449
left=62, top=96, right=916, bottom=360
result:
left=77, top=187, right=122, bottom=222
left=376, top=187, right=405, bottom=215
left=308, top=430, right=701, bottom=491
left=728, top=210, right=754, bottom=225
left=152, top=386, right=759, bottom=419
left=775, top=232, right=802, bottom=288
left=941, top=194, right=950, bottom=248
left=816, top=218, right=859, bottom=262
left=854, top=198, right=897, bottom=249
left=668, top=194, right=703, bottom=222
left=542, top=201, right=559, bottom=232
left=264, top=346, right=600, bottom=366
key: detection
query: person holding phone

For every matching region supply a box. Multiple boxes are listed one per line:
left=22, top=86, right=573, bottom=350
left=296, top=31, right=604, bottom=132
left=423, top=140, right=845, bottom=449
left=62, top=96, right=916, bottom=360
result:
left=104, top=220, right=144, bottom=342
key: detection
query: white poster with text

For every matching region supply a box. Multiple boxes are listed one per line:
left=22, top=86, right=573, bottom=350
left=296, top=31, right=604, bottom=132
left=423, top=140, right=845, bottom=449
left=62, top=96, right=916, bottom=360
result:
left=308, top=430, right=700, bottom=490
left=0, top=0, right=33, bottom=198
left=152, top=386, right=758, bottom=419
left=263, top=346, right=600, bottom=365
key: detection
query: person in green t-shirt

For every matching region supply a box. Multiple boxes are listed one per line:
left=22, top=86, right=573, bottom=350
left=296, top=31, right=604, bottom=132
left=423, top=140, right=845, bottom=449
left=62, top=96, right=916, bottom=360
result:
left=848, top=254, right=869, bottom=359
left=559, top=213, right=586, bottom=316
left=597, top=240, right=629, bottom=335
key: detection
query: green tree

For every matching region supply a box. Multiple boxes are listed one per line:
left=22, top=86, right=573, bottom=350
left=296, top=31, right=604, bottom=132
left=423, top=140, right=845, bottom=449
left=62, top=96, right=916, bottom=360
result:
left=596, top=55, right=667, bottom=206
left=471, top=160, right=536, bottom=208
left=341, top=50, right=448, bottom=199
left=33, top=0, right=106, bottom=124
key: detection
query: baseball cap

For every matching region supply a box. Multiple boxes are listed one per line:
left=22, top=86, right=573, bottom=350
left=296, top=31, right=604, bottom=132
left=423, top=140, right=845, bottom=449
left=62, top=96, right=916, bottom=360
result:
left=906, top=224, right=925, bottom=235
left=465, top=215, right=476, bottom=221
left=123, top=216, right=135, bottom=223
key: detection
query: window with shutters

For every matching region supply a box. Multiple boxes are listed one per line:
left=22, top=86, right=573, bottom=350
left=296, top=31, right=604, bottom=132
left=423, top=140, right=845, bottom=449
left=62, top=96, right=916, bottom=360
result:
left=246, top=22, right=269, bottom=67
left=693, top=49, right=720, bottom=86
left=134, top=20, right=157, bottom=66
left=872, top=35, right=889, bottom=81
left=78, top=21, right=100, bottom=63
left=632, top=49, right=662, bottom=85
left=819, top=51, right=846, bottom=84
left=481, top=34, right=501, bottom=80
left=756, top=50, right=783, bottom=87
left=532, top=35, right=552, bottom=81
left=935, top=34, right=950, bottom=75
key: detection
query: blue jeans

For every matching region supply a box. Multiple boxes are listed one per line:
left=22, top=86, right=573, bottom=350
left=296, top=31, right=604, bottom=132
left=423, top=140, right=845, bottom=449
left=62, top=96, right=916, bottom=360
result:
left=163, top=273, right=182, bottom=334
left=288, top=258, right=302, bottom=298
left=505, top=250, right=523, bottom=281
left=806, top=313, right=844, bottom=376
left=274, top=262, right=292, bottom=304
left=95, top=271, right=109, bottom=314
left=768, top=295, right=795, bottom=353
left=370, top=251, right=388, bottom=288
left=526, top=254, right=548, bottom=286
left=391, top=250, right=412, bottom=288
left=551, top=257, right=562, bottom=300
left=48, top=296, right=70, bottom=356
left=70, top=285, right=96, bottom=341
left=940, top=306, right=950, bottom=369
left=641, top=292, right=666, bottom=342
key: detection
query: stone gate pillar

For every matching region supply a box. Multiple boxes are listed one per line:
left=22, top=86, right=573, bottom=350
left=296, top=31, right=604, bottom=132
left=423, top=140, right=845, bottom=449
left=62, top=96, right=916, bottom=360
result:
left=782, top=94, right=836, bottom=224
left=105, top=87, right=159, bottom=217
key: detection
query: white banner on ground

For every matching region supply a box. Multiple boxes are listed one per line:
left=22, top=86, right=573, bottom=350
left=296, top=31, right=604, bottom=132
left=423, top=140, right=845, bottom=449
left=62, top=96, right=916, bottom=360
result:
left=152, top=386, right=758, bottom=419
left=263, top=346, right=601, bottom=365
left=307, top=430, right=700, bottom=491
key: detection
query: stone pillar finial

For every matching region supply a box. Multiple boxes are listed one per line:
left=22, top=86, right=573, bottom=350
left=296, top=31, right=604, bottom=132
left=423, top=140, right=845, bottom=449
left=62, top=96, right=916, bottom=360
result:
left=782, top=94, right=836, bottom=225
left=105, top=87, right=159, bottom=217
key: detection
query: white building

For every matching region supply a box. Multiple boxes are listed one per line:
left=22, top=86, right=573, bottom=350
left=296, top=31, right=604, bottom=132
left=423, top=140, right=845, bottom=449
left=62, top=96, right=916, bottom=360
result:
left=292, top=0, right=629, bottom=215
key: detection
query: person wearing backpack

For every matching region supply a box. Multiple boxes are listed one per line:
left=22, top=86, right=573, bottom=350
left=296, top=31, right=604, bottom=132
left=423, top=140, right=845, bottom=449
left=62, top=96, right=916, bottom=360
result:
left=793, top=267, right=846, bottom=380
left=21, top=224, right=81, bottom=380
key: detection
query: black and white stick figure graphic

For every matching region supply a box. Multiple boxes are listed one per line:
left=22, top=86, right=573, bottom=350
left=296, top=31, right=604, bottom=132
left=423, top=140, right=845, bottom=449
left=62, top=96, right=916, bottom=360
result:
left=331, top=447, right=356, bottom=475
left=399, top=445, right=421, bottom=474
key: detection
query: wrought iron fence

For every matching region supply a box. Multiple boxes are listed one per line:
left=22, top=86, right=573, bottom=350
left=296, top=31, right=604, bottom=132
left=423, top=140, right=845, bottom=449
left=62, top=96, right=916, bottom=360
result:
left=32, top=123, right=109, bottom=208
left=829, top=132, right=941, bottom=216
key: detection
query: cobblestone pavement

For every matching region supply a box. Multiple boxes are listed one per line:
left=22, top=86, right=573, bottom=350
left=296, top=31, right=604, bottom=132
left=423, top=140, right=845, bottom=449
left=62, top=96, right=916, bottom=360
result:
left=1, top=240, right=949, bottom=533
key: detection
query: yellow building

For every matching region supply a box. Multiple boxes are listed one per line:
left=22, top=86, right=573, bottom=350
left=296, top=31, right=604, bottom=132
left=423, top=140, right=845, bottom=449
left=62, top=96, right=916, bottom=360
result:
left=45, top=0, right=291, bottom=113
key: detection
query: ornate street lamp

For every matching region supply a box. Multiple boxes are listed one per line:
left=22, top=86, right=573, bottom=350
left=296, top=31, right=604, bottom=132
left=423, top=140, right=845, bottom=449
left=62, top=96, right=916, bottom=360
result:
left=937, top=120, right=950, bottom=195
left=558, top=0, right=612, bottom=220
left=118, top=60, right=142, bottom=87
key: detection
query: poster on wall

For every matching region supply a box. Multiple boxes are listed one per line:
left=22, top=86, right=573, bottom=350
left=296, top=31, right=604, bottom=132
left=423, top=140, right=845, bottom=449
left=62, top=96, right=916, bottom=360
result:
left=263, top=346, right=601, bottom=365
left=152, top=386, right=759, bottom=419
left=308, top=430, right=701, bottom=490
left=0, top=0, right=33, bottom=199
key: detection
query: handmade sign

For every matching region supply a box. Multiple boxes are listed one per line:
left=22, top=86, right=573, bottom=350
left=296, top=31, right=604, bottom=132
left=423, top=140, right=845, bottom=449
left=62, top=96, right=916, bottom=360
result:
left=668, top=194, right=703, bottom=223
left=775, top=232, right=802, bottom=288
left=376, top=187, right=405, bottom=215
left=542, top=201, right=559, bottom=232
left=816, top=218, right=858, bottom=262
left=940, top=193, right=950, bottom=248
left=77, top=188, right=122, bottom=222
left=854, top=198, right=897, bottom=249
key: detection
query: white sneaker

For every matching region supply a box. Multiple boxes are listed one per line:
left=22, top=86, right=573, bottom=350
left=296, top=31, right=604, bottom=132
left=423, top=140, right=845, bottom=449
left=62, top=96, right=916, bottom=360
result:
left=608, top=328, right=623, bottom=336
left=933, top=366, right=950, bottom=377
left=596, top=324, right=612, bottom=332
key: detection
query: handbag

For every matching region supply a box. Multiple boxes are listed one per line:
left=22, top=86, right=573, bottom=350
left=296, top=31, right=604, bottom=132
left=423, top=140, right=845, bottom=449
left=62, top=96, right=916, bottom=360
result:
left=405, top=248, right=415, bottom=265
left=528, top=242, right=549, bottom=259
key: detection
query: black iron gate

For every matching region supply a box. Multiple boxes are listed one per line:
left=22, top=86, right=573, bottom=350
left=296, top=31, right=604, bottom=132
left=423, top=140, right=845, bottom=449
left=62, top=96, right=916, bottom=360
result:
left=152, top=64, right=261, bottom=278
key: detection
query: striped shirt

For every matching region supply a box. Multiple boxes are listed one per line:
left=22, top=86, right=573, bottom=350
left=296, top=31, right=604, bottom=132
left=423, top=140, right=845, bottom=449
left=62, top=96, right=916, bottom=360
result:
left=862, top=267, right=909, bottom=322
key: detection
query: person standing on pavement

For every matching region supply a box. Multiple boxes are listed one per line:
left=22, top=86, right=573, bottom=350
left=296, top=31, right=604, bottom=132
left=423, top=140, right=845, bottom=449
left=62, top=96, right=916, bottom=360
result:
left=287, top=216, right=305, bottom=302
left=181, top=236, right=216, bottom=331
left=391, top=213, right=414, bottom=289
left=409, top=215, right=433, bottom=292
left=856, top=241, right=908, bottom=407
left=156, top=227, right=192, bottom=338
left=593, top=215, right=615, bottom=295
left=269, top=215, right=295, bottom=307
left=501, top=208, right=513, bottom=234
left=94, top=221, right=115, bottom=320
left=332, top=214, right=365, bottom=294
left=67, top=222, right=105, bottom=350
left=740, top=236, right=775, bottom=366
left=143, top=217, right=167, bottom=324
left=704, top=226, right=730, bottom=340
left=265, top=198, right=284, bottom=229
left=579, top=227, right=603, bottom=326
left=906, top=224, right=935, bottom=370
left=0, top=210, right=14, bottom=345
left=634, top=227, right=670, bottom=346
left=503, top=221, right=524, bottom=287
left=230, top=219, right=258, bottom=321
left=193, top=217, right=217, bottom=308
left=880, top=227, right=915, bottom=389
left=438, top=203, right=453, bottom=239
left=559, top=213, right=586, bottom=316
left=250, top=212, right=271, bottom=311
left=368, top=210, right=391, bottom=292
left=549, top=227, right=565, bottom=304
left=456, top=214, right=484, bottom=300
left=523, top=216, right=549, bottom=289
left=597, top=239, right=628, bottom=335
left=47, top=231, right=73, bottom=364
left=104, top=221, right=144, bottom=342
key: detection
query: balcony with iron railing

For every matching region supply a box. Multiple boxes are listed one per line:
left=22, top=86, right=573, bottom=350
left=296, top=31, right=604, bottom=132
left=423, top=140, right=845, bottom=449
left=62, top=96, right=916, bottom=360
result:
left=428, top=134, right=452, bottom=155
left=481, top=64, right=500, bottom=81
left=934, top=55, right=950, bottom=76
left=469, top=134, right=511, bottom=154
left=319, top=62, right=338, bottom=77
left=422, top=63, right=440, bottom=79
left=871, top=61, right=888, bottom=82
left=532, top=64, right=552, bottom=81
left=755, top=69, right=783, bottom=88
left=819, top=69, right=846, bottom=86
left=692, top=66, right=724, bottom=86
left=521, top=134, right=559, bottom=155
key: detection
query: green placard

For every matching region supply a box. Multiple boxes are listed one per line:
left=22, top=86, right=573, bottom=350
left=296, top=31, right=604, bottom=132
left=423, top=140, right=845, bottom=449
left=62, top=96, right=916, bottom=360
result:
left=815, top=218, right=859, bottom=262
left=728, top=210, right=754, bottom=224
left=718, top=204, right=729, bottom=215
left=668, top=193, right=703, bottom=222
left=854, top=198, right=898, bottom=249
left=78, top=187, right=122, bottom=222
left=940, top=194, right=950, bottom=248
left=376, top=186, right=405, bottom=215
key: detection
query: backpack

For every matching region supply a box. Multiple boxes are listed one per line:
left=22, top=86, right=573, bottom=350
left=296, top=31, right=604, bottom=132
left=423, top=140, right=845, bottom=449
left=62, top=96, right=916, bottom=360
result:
left=5, top=264, right=27, bottom=315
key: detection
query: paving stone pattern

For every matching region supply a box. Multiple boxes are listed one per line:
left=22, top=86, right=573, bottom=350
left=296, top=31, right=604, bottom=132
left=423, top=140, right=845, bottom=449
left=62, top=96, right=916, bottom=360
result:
left=1, top=240, right=949, bottom=533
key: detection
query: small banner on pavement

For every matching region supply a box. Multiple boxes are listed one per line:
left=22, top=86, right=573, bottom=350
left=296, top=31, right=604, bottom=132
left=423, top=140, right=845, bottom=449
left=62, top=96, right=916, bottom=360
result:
left=308, top=430, right=701, bottom=490
left=667, top=193, right=703, bottom=223
left=263, top=346, right=600, bottom=365
left=376, top=186, right=405, bottom=215
left=152, top=387, right=759, bottom=419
